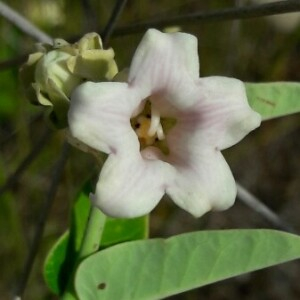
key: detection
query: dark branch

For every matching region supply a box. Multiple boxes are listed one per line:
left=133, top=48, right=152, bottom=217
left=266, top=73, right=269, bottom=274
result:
left=14, top=142, right=70, bottom=299
left=113, top=0, right=300, bottom=36
left=81, top=0, right=97, bottom=31
left=0, top=128, right=52, bottom=197
left=2, top=1, right=299, bottom=72
left=0, top=54, right=28, bottom=71
left=101, top=0, right=128, bottom=45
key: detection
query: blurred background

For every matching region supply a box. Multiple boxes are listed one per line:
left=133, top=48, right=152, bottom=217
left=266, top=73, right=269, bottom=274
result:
left=0, top=0, right=300, bottom=299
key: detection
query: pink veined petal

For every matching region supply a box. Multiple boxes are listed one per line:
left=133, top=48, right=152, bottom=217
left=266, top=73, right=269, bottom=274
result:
left=162, top=77, right=259, bottom=217
left=68, top=81, right=141, bottom=155
left=91, top=149, right=174, bottom=218
left=128, top=29, right=200, bottom=109
left=166, top=148, right=237, bottom=218
left=193, top=76, right=261, bottom=150
left=165, top=76, right=261, bottom=156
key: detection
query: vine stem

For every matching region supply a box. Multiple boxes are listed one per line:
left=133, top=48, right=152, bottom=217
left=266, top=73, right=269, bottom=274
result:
left=78, top=205, right=107, bottom=260
left=61, top=205, right=107, bottom=300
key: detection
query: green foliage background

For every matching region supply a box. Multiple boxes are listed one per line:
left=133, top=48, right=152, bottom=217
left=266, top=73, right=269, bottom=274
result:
left=0, top=0, right=300, bottom=299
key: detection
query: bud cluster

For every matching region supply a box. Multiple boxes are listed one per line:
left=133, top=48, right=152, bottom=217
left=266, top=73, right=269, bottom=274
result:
left=20, top=33, right=118, bottom=128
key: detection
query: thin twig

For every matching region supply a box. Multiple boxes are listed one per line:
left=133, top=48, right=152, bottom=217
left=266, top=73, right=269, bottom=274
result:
left=1, top=0, right=299, bottom=71
left=81, top=0, right=97, bottom=31
left=0, top=0, right=127, bottom=71
left=14, top=142, right=70, bottom=300
left=0, top=1, right=52, bottom=44
left=225, top=0, right=242, bottom=75
left=101, top=0, right=128, bottom=45
left=114, top=0, right=300, bottom=36
left=0, top=113, right=43, bottom=145
left=0, top=54, right=27, bottom=71
left=236, top=183, right=295, bottom=233
left=0, top=128, right=52, bottom=197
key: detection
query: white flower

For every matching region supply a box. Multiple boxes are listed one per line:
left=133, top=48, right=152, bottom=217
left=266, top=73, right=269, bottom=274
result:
left=68, top=29, right=261, bottom=218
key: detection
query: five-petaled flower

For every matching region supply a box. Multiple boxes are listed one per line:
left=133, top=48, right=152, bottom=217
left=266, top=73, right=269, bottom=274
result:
left=68, top=29, right=261, bottom=218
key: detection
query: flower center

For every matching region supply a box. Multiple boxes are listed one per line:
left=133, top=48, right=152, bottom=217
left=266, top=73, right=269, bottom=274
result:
left=131, top=101, right=176, bottom=154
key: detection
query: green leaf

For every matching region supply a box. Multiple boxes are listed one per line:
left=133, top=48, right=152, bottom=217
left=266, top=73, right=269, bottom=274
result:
left=71, top=190, right=149, bottom=250
left=43, top=232, right=69, bottom=294
left=75, top=230, right=300, bottom=300
left=246, top=82, right=300, bottom=120
left=43, top=188, right=148, bottom=295
left=101, top=217, right=148, bottom=248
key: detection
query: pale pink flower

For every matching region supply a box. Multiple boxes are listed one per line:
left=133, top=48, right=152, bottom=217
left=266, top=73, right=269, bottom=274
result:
left=68, top=29, right=261, bottom=218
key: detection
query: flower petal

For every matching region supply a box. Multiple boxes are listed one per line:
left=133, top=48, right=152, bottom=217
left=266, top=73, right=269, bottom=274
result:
left=166, top=148, right=236, bottom=217
left=163, top=78, right=258, bottom=216
left=68, top=81, right=140, bottom=154
left=67, top=48, right=118, bottom=81
left=92, top=150, right=174, bottom=218
left=195, top=76, right=261, bottom=150
left=128, top=29, right=200, bottom=108
left=166, top=76, right=261, bottom=154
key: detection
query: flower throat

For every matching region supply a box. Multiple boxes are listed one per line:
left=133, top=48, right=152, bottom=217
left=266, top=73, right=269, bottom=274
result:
left=130, top=101, right=176, bottom=154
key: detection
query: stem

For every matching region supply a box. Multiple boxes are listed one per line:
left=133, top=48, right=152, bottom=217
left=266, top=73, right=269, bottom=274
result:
left=61, top=205, right=107, bottom=300
left=0, top=128, right=52, bottom=197
left=114, top=0, right=300, bottom=36
left=236, top=183, right=295, bottom=233
left=78, top=205, right=107, bottom=260
left=14, top=142, right=70, bottom=299
left=101, top=0, right=128, bottom=46
left=0, top=1, right=52, bottom=44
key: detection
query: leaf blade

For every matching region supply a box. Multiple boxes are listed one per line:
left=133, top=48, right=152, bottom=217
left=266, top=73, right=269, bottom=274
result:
left=246, top=82, right=300, bottom=120
left=75, top=230, right=300, bottom=300
left=43, top=189, right=148, bottom=294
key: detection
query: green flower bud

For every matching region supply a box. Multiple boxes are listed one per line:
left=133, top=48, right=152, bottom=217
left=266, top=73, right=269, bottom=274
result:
left=20, top=33, right=118, bottom=128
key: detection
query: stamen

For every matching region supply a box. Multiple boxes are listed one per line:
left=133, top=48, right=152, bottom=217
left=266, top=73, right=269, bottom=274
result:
left=156, top=123, right=165, bottom=140
left=131, top=100, right=171, bottom=152
left=148, top=105, right=161, bottom=137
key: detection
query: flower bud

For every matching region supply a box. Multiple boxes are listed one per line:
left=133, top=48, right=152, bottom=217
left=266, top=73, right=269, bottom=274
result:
left=20, top=33, right=118, bottom=128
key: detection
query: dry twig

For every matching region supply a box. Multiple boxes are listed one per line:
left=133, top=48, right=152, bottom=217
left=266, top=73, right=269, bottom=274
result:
left=114, top=0, right=300, bottom=36
left=0, top=128, right=52, bottom=197
left=237, top=183, right=295, bottom=232
left=14, top=142, right=70, bottom=299
left=0, top=1, right=52, bottom=44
